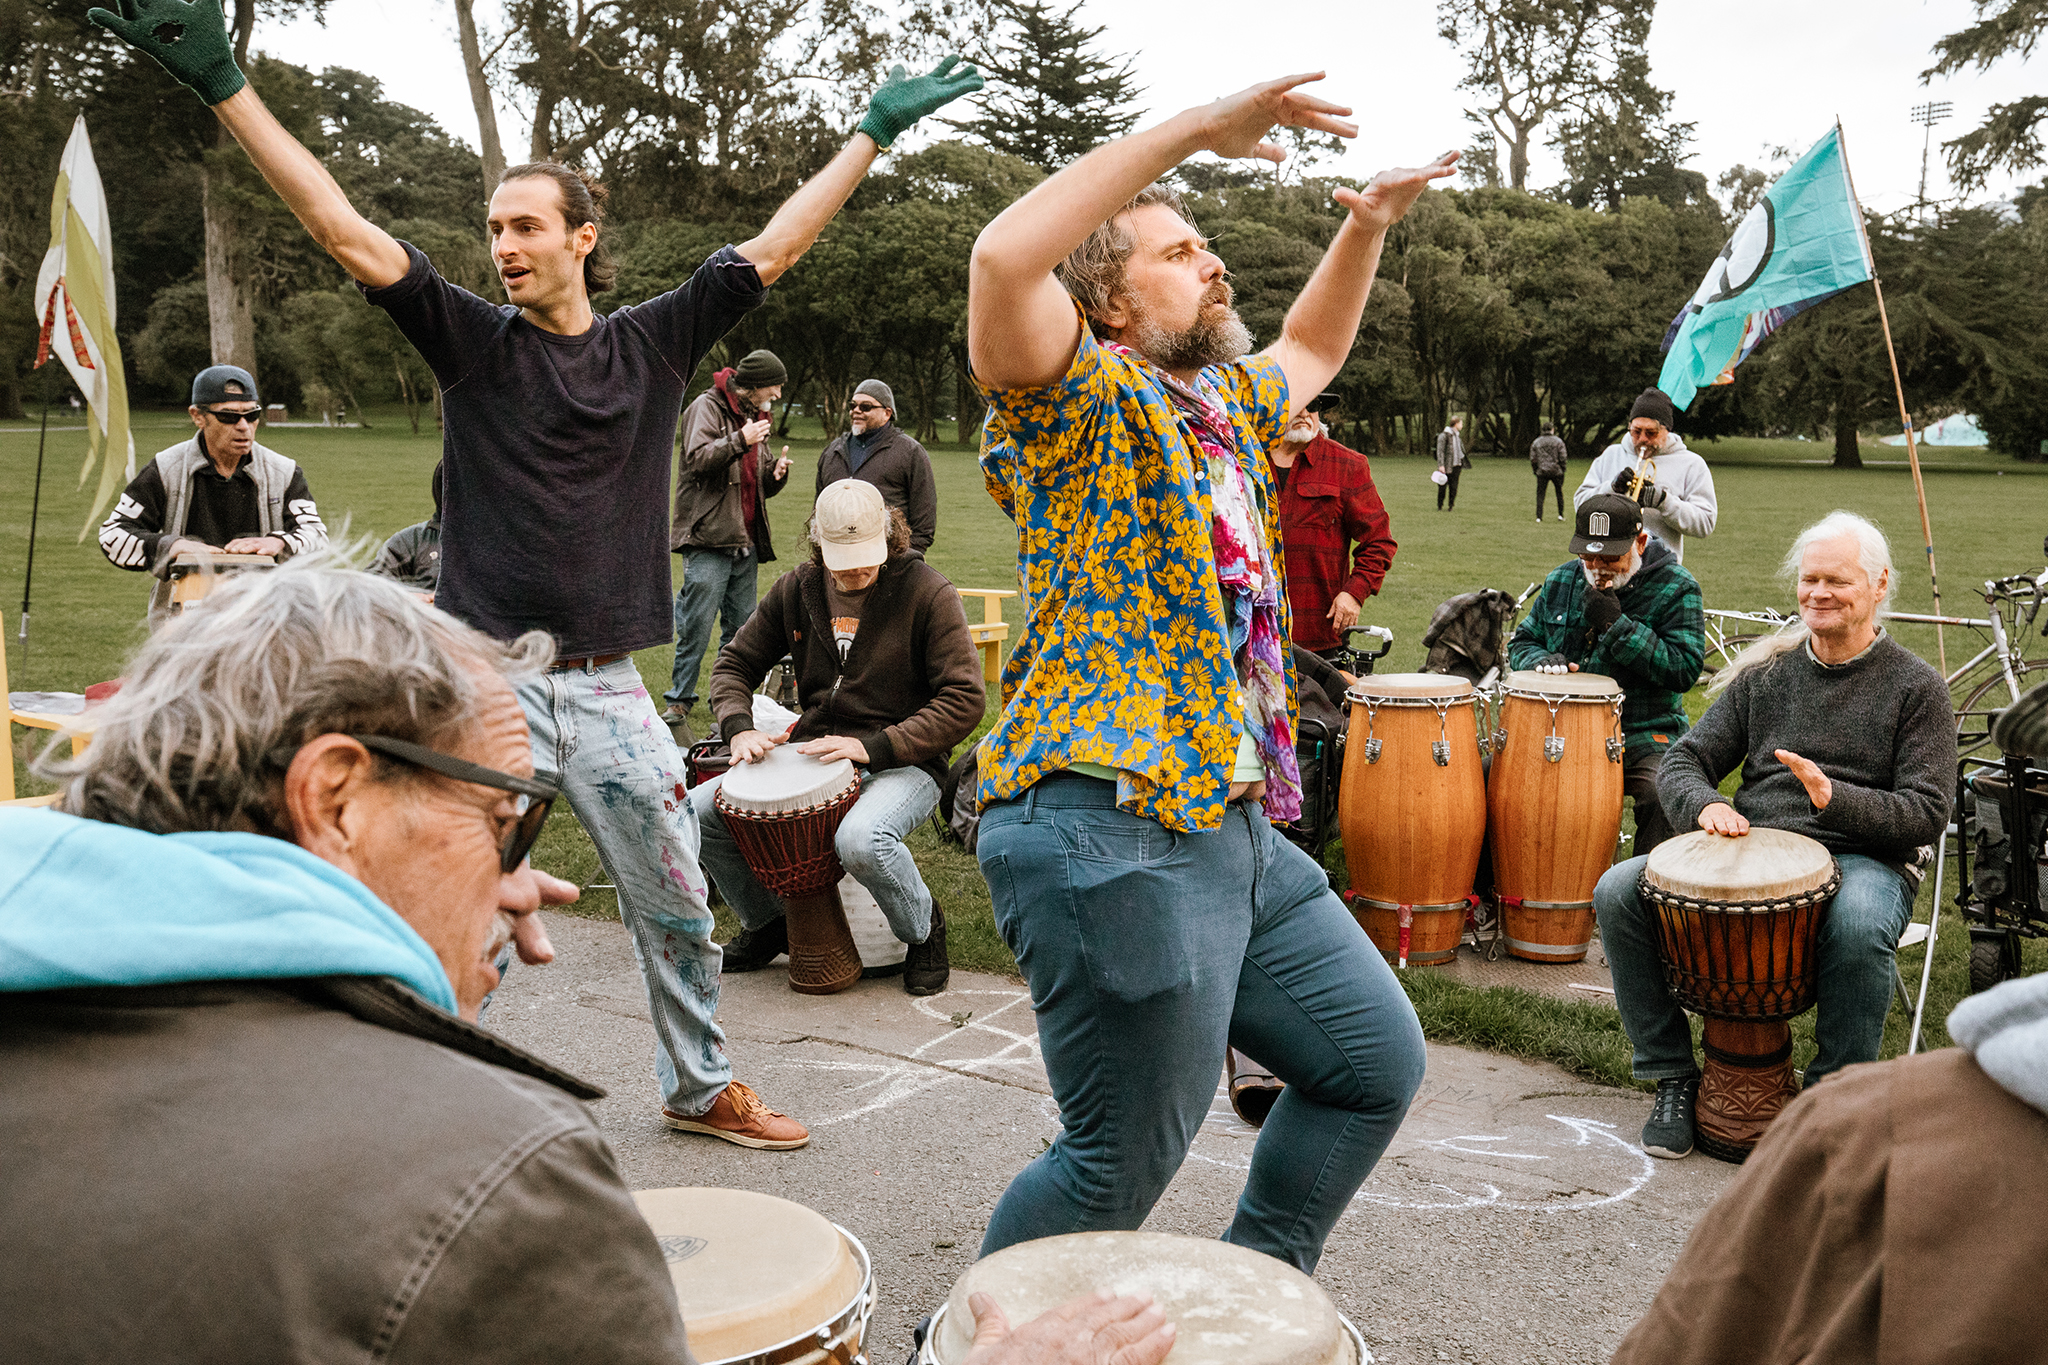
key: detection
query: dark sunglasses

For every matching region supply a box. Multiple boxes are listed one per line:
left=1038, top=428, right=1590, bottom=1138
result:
left=849, top=401, right=885, bottom=413
left=205, top=408, right=262, bottom=426
left=352, top=734, right=558, bottom=873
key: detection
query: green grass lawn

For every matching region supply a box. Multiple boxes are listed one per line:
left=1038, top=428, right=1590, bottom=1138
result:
left=6, top=407, right=2045, bottom=1084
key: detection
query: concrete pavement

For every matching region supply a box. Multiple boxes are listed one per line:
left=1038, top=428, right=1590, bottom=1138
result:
left=487, top=911, right=1740, bottom=1365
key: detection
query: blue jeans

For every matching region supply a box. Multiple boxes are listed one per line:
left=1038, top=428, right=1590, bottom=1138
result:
left=693, top=763, right=940, bottom=944
left=976, top=775, right=1427, bottom=1274
left=1595, top=851, right=1913, bottom=1085
left=519, top=658, right=730, bottom=1115
left=666, top=548, right=758, bottom=706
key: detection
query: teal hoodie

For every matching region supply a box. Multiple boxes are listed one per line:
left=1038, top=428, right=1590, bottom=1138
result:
left=0, top=808, right=457, bottom=1013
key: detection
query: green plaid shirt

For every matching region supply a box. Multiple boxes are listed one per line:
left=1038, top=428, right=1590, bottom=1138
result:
left=1506, top=545, right=1705, bottom=753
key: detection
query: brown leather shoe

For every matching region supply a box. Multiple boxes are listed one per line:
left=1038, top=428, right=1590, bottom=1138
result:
left=661, top=1080, right=809, bottom=1150
left=1228, top=1048, right=1285, bottom=1128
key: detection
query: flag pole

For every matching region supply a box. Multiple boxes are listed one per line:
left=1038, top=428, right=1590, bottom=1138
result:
left=18, top=363, right=53, bottom=675
left=1838, top=118, right=1948, bottom=673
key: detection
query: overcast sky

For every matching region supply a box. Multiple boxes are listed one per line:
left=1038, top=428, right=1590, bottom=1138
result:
left=257, top=0, right=2038, bottom=219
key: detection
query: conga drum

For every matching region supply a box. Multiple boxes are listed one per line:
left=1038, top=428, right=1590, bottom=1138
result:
left=166, top=550, right=277, bottom=615
left=1640, top=829, right=1839, bottom=1163
left=1338, top=674, right=1486, bottom=966
left=1486, top=671, right=1626, bottom=962
left=634, top=1187, right=873, bottom=1365
left=914, top=1230, right=1370, bottom=1364
left=715, top=746, right=864, bottom=995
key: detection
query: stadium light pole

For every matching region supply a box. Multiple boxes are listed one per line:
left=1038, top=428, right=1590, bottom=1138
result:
left=1911, top=101, right=1952, bottom=225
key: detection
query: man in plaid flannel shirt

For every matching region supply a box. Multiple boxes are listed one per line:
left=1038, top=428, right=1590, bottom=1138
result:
left=1267, top=393, right=1395, bottom=657
left=1507, top=492, right=1705, bottom=855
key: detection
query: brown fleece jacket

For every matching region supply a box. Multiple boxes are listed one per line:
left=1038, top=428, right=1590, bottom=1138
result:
left=710, top=555, right=984, bottom=784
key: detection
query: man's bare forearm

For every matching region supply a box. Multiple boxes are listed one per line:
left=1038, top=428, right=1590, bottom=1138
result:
left=213, top=88, right=409, bottom=287
left=736, top=134, right=880, bottom=286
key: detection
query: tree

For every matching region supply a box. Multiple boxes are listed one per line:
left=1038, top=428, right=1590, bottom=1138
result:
left=450, top=0, right=507, bottom=184
left=1436, top=0, right=1667, bottom=193
left=948, top=0, right=1140, bottom=171
left=1926, top=0, right=2048, bottom=191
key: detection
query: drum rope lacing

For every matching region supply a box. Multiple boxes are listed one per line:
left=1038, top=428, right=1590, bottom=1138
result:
left=1356, top=693, right=1483, bottom=767
left=1640, top=863, right=1843, bottom=1021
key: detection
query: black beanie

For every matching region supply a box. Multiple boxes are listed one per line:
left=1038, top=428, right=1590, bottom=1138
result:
left=1628, top=387, right=1675, bottom=429
left=733, top=349, right=787, bottom=389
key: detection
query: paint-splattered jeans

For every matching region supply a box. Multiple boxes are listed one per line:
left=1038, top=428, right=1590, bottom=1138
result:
left=518, top=657, right=730, bottom=1115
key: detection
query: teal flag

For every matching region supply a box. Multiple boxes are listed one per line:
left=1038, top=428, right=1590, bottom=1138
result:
left=1658, top=125, right=1873, bottom=410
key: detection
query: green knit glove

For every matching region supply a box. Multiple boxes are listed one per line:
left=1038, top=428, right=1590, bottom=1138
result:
left=856, top=56, right=984, bottom=151
left=87, top=0, right=247, bottom=106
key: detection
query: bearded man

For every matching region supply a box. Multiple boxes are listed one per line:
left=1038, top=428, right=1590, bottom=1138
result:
left=1267, top=393, right=1395, bottom=658
left=967, top=71, right=1456, bottom=1273
left=1574, top=387, right=1718, bottom=560
left=1507, top=493, right=1705, bottom=855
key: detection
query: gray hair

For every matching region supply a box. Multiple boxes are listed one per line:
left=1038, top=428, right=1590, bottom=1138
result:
left=41, top=558, right=554, bottom=836
left=1057, top=183, right=1199, bottom=341
left=1710, top=510, right=1897, bottom=693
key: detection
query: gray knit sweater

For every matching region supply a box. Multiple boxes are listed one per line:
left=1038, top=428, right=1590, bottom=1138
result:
left=1657, top=633, right=1954, bottom=876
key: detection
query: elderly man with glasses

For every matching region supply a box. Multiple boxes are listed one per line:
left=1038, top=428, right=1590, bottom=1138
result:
left=815, top=379, right=938, bottom=553
left=98, top=364, right=329, bottom=619
left=0, top=561, right=1175, bottom=1365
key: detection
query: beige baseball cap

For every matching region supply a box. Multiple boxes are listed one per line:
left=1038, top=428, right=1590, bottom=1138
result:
left=813, top=478, right=889, bottom=570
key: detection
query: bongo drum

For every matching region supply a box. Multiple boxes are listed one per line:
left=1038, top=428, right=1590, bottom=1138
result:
left=1486, top=671, right=1626, bottom=962
left=914, top=1231, right=1370, bottom=1365
left=1338, top=674, right=1486, bottom=967
left=715, top=747, right=864, bottom=995
left=633, top=1187, right=872, bottom=1365
left=1640, top=829, right=1839, bottom=1163
left=166, top=551, right=277, bottom=615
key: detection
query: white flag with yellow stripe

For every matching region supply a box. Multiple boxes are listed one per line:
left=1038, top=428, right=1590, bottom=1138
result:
left=34, top=114, right=133, bottom=537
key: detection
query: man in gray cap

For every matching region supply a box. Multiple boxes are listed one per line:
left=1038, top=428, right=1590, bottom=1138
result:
left=665, top=348, right=794, bottom=740
left=97, top=364, right=329, bottom=619
left=815, top=379, right=938, bottom=553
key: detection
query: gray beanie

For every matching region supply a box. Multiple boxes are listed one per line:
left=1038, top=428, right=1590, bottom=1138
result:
left=854, top=379, right=895, bottom=413
left=733, top=349, right=786, bottom=389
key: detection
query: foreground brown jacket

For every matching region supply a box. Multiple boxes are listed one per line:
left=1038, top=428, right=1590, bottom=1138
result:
left=1612, top=1047, right=2048, bottom=1365
left=711, top=555, right=984, bottom=784
left=0, top=977, right=694, bottom=1364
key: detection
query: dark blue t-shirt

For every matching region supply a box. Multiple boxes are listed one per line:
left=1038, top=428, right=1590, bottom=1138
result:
left=363, top=243, right=764, bottom=657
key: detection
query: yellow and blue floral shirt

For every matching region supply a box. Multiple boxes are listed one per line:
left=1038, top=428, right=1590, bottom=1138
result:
left=978, top=312, right=1296, bottom=832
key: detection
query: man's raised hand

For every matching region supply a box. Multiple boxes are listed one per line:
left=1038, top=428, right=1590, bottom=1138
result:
left=1197, top=73, right=1359, bottom=163
left=88, top=0, right=248, bottom=105
left=1333, top=152, right=1461, bottom=236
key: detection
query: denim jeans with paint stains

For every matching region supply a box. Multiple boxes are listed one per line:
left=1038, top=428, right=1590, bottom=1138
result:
left=692, top=763, right=941, bottom=944
left=518, top=657, right=731, bottom=1114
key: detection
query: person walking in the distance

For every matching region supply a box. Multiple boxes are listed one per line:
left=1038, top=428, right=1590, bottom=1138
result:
left=1529, top=421, right=1568, bottom=522
left=1436, top=414, right=1467, bottom=511
left=91, top=0, right=986, bottom=1150
left=815, top=379, right=938, bottom=553
left=1267, top=392, right=1394, bottom=659
left=664, top=348, right=792, bottom=742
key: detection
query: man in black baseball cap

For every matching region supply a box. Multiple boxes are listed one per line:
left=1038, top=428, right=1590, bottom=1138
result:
left=1507, top=491, right=1706, bottom=856
left=97, top=364, right=328, bottom=621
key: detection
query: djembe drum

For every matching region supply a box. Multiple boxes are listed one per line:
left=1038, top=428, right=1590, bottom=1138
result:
left=1640, top=828, right=1840, bottom=1163
left=1487, top=671, right=1626, bottom=962
left=1338, top=673, right=1487, bottom=967
left=633, top=1187, right=873, bottom=1365
left=715, top=747, right=864, bottom=995
left=914, top=1230, right=1370, bottom=1365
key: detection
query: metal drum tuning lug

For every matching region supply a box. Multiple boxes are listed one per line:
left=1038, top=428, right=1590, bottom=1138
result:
left=1364, top=738, right=1383, bottom=764
left=1607, top=737, right=1624, bottom=763
left=1432, top=740, right=1450, bottom=767
left=1544, top=735, right=1566, bottom=763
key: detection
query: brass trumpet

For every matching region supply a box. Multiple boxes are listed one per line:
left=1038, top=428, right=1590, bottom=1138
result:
left=1623, top=455, right=1657, bottom=503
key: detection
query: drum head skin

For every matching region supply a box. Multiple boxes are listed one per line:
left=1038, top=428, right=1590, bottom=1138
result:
left=632, top=1187, right=862, bottom=1361
left=935, top=1231, right=1349, bottom=1365
left=1644, top=828, right=1836, bottom=902
left=1345, top=671, right=1474, bottom=704
left=718, top=744, right=856, bottom=812
left=1499, top=669, right=1621, bottom=700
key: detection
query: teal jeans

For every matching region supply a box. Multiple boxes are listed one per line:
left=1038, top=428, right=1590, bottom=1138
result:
left=976, top=774, right=1426, bottom=1273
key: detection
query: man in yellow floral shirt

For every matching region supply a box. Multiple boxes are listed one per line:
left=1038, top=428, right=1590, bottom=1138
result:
left=968, top=72, right=1456, bottom=1273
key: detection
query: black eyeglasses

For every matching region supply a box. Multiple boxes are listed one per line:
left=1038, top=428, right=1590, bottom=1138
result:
left=352, top=734, right=559, bottom=873
left=205, top=408, right=262, bottom=426
left=849, top=402, right=885, bottom=414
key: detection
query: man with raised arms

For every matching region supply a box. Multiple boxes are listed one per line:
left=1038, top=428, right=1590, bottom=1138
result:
left=90, top=0, right=980, bottom=1150
left=967, top=73, right=1454, bottom=1270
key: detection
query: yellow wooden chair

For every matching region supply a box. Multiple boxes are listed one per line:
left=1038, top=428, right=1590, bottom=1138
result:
left=956, top=589, right=1019, bottom=685
left=1, top=608, right=98, bottom=807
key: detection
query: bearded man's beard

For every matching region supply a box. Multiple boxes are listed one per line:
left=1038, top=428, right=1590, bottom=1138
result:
left=1126, top=283, right=1253, bottom=372
left=1582, top=558, right=1640, bottom=592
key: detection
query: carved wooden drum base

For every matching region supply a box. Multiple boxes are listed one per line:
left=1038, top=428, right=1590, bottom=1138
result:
left=1695, top=1018, right=1800, bottom=1164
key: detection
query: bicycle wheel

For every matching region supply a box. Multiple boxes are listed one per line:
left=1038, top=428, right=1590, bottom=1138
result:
left=1959, top=658, right=2048, bottom=761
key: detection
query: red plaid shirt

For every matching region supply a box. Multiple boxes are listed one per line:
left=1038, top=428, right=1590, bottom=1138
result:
left=1271, top=433, right=1396, bottom=651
